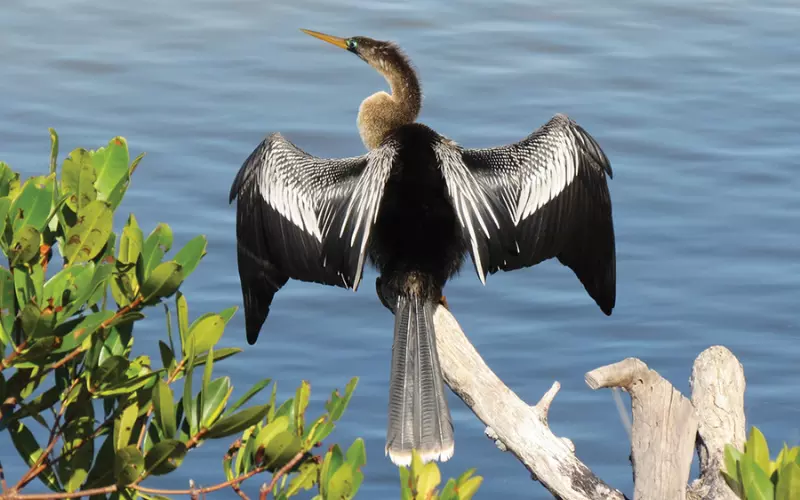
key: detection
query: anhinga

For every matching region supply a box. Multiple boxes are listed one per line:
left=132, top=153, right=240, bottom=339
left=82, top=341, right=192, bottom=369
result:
left=229, top=29, right=616, bottom=466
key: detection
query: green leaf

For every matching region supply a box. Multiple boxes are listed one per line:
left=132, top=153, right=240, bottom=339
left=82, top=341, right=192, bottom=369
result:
left=21, top=303, right=57, bottom=339
left=206, top=404, right=270, bottom=439
left=192, top=347, right=241, bottom=367
left=9, top=225, right=41, bottom=267
left=457, top=476, right=483, bottom=500
left=777, top=462, right=800, bottom=500
left=417, top=461, right=441, bottom=498
left=263, top=430, right=303, bottom=471
left=141, top=261, right=183, bottom=304
left=321, top=445, right=344, bottom=498
left=188, top=313, right=225, bottom=353
left=201, top=376, right=232, bottom=428
left=48, top=128, right=59, bottom=174
left=748, top=427, right=772, bottom=477
left=144, top=439, right=187, bottom=476
left=399, top=465, right=412, bottom=500
left=61, top=148, right=97, bottom=214
left=63, top=200, right=113, bottom=265
left=257, top=415, right=290, bottom=452
left=59, top=394, right=94, bottom=492
left=153, top=379, right=177, bottom=438
left=327, top=461, right=355, bottom=500
left=173, top=235, right=207, bottom=279
left=54, top=311, right=114, bottom=354
left=130, top=152, right=146, bottom=174
left=114, top=445, right=144, bottom=486
left=43, top=262, right=95, bottom=316
left=742, top=454, right=775, bottom=500
left=106, top=172, right=131, bottom=211
left=9, top=420, right=60, bottom=491
left=0, top=162, right=16, bottom=197
left=183, top=339, right=197, bottom=435
left=0, top=268, right=15, bottom=343
left=223, top=377, right=271, bottom=418
left=327, top=377, right=358, bottom=422
left=294, top=380, right=311, bottom=435
left=0, top=197, right=11, bottom=243
left=158, top=340, right=176, bottom=373
left=95, top=370, right=163, bottom=397
left=85, top=435, right=115, bottom=488
left=285, top=462, right=319, bottom=496
left=113, top=395, right=139, bottom=451
left=119, top=213, right=143, bottom=266
left=176, top=292, right=189, bottom=347
left=219, top=305, right=238, bottom=324
left=141, top=223, right=173, bottom=279
left=93, top=137, right=130, bottom=202
left=10, top=175, right=54, bottom=233
left=346, top=438, right=366, bottom=470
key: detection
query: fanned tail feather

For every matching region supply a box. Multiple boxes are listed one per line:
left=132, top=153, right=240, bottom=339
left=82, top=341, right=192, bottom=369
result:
left=386, top=294, right=454, bottom=466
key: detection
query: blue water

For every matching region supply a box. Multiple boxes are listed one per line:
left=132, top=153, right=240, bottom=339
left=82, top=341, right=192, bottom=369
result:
left=2, top=0, right=799, bottom=497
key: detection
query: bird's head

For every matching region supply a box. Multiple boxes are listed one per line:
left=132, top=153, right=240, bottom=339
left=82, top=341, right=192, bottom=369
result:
left=300, top=29, right=406, bottom=73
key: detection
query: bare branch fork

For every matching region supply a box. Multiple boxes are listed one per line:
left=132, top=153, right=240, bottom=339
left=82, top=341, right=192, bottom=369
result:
left=432, top=304, right=746, bottom=499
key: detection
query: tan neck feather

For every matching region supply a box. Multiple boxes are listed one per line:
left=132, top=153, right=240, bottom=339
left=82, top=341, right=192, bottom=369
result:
left=357, top=56, right=421, bottom=150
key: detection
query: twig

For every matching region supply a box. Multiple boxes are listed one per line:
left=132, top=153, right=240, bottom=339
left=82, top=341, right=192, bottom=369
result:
left=261, top=450, right=305, bottom=497
left=0, top=341, right=28, bottom=372
left=14, top=380, right=77, bottom=490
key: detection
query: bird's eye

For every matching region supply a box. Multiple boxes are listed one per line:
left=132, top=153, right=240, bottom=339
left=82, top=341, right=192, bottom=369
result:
left=347, top=39, right=357, bottom=50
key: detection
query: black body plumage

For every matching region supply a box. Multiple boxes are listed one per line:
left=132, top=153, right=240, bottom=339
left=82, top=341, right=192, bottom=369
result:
left=229, top=31, right=616, bottom=466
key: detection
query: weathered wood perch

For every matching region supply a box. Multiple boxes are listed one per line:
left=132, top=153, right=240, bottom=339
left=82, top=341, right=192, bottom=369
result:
left=432, top=304, right=747, bottom=499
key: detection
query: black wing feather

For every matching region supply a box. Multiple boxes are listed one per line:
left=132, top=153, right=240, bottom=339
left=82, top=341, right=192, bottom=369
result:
left=229, top=134, right=395, bottom=343
left=440, top=113, right=616, bottom=314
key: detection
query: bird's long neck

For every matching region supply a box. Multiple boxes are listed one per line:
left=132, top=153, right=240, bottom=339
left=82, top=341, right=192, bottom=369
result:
left=358, top=50, right=421, bottom=150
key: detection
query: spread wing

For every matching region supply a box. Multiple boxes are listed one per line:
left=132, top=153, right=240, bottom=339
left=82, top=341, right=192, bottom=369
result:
left=435, top=113, right=616, bottom=314
left=229, top=133, right=397, bottom=343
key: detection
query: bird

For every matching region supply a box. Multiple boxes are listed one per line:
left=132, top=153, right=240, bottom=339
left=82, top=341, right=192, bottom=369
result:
left=228, top=29, right=616, bottom=467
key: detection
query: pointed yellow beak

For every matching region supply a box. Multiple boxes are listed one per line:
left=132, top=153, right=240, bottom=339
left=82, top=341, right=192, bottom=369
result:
left=300, top=29, right=348, bottom=50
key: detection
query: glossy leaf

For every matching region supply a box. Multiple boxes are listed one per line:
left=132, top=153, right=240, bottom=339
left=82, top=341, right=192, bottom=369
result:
left=9, top=225, right=41, bottom=267
left=0, top=268, right=15, bottom=343
left=222, top=377, right=271, bottom=418
left=294, top=380, right=310, bottom=435
left=144, top=439, right=187, bottom=476
left=327, top=461, right=355, bottom=500
left=206, top=404, right=270, bottom=439
left=10, top=175, right=54, bottom=233
left=9, top=420, right=60, bottom=491
left=0, top=197, right=11, bottom=242
left=777, top=462, right=800, bottom=500
left=93, top=137, right=130, bottom=202
left=42, top=262, right=95, bottom=316
left=741, top=454, right=775, bottom=500
left=21, top=303, right=57, bottom=339
left=63, top=200, right=113, bottom=265
left=188, top=313, right=225, bottom=353
left=48, top=128, right=58, bottom=173
left=141, top=223, right=173, bottom=279
left=327, top=377, right=358, bottom=422
left=457, top=475, right=483, bottom=500
left=141, top=261, right=183, bottom=303
left=285, top=462, right=319, bottom=496
left=263, top=430, right=303, bottom=471
left=153, top=379, right=177, bottom=438
left=59, top=395, right=94, bottom=492
left=747, top=427, right=771, bottom=476
left=201, top=376, right=232, bottom=427
left=192, top=347, right=241, bottom=367
left=61, top=148, right=97, bottom=213
left=176, top=292, right=189, bottom=347
left=114, top=445, right=144, bottom=487
left=346, top=438, right=366, bottom=470
left=173, top=235, right=207, bottom=279
left=219, top=305, right=238, bottom=324
left=119, top=213, right=143, bottom=266
left=256, top=415, right=290, bottom=452
left=0, top=162, right=16, bottom=197
left=113, top=396, right=139, bottom=451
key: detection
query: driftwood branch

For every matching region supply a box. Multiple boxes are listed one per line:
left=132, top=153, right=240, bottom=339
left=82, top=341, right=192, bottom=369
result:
left=586, top=359, right=698, bottom=499
left=688, top=346, right=746, bottom=500
left=433, top=305, right=626, bottom=500
left=433, top=304, right=747, bottom=499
